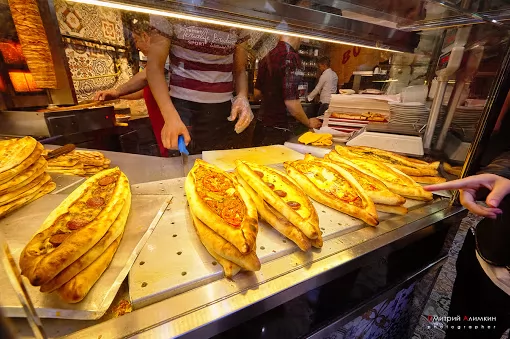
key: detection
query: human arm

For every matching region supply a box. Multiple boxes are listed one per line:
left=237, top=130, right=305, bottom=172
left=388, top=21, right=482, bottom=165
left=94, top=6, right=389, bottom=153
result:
left=285, top=99, right=322, bottom=128
left=307, top=72, right=325, bottom=102
left=120, top=89, right=144, bottom=100
left=228, top=42, right=254, bottom=134
left=425, top=151, right=510, bottom=218
left=146, top=30, right=190, bottom=149
left=94, top=69, right=147, bottom=101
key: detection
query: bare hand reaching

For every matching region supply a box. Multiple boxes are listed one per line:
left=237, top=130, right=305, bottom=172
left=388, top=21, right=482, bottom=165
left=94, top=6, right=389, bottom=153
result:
left=94, top=89, right=120, bottom=101
left=308, top=117, right=322, bottom=129
left=424, top=174, right=510, bottom=219
left=161, top=118, right=191, bottom=150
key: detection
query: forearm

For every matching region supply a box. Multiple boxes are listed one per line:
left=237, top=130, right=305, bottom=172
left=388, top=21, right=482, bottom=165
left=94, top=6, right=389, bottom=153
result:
left=234, top=43, right=248, bottom=98
left=146, top=67, right=179, bottom=122
left=117, top=70, right=147, bottom=97
left=120, top=89, right=144, bottom=100
left=285, top=100, right=310, bottom=127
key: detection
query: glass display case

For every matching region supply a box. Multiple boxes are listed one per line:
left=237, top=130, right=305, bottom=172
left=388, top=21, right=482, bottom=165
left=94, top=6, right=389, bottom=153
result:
left=1, top=0, right=510, bottom=338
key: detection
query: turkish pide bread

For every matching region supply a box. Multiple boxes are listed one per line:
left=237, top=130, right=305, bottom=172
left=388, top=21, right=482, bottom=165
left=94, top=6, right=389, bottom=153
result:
left=185, top=159, right=258, bottom=254
left=46, top=149, right=111, bottom=177
left=324, top=152, right=406, bottom=207
left=19, top=167, right=130, bottom=286
left=0, top=139, right=43, bottom=184
left=333, top=154, right=433, bottom=201
left=0, top=136, right=37, bottom=174
left=284, top=155, right=379, bottom=226
left=191, top=211, right=259, bottom=276
left=335, top=145, right=440, bottom=176
left=0, top=181, right=56, bottom=218
left=235, top=160, right=319, bottom=240
left=40, top=195, right=131, bottom=293
left=236, top=171, right=315, bottom=251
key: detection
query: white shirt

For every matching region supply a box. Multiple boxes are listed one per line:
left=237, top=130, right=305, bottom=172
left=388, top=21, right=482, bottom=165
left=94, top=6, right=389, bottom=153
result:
left=307, top=68, right=338, bottom=104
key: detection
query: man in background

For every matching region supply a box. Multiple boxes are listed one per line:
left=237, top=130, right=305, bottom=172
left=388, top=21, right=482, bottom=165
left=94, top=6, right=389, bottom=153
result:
left=307, top=56, right=338, bottom=116
left=253, top=35, right=321, bottom=146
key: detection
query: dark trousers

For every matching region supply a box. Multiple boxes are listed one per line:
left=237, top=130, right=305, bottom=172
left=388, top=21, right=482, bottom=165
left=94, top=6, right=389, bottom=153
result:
left=172, top=97, right=254, bottom=155
left=445, top=230, right=510, bottom=339
left=252, top=121, right=292, bottom=147
left=317, top=102, right=329, bottom=117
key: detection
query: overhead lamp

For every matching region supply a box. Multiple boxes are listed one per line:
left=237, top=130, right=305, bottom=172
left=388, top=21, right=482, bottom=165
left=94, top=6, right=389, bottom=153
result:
left=67, top=0, right=402, bottom=53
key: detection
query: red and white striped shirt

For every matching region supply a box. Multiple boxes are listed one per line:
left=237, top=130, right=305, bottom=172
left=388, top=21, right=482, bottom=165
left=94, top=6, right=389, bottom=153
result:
left=150, top=16, right=249, bottom=104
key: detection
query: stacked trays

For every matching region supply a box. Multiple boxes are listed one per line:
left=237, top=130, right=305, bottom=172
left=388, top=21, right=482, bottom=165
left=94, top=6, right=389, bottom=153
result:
left=388, top=102, right=430, bottom=127
left=451, top=106, right=483, bottom=142
left=0, top=137, right=56, bottom=218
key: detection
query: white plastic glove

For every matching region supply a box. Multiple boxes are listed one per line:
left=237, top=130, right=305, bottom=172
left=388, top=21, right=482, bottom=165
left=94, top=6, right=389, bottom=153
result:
left=228, top=96, right=254, bottom=134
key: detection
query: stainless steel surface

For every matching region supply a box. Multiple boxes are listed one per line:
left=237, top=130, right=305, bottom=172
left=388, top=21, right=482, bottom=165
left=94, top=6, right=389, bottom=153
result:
left=1, top=233, right=46, bottom=339
left=63, top=199, right=461, bottom=339
left=0, top=111, right=50, bottom=137
left=424, top=81, right=448, bottom=149
left=47, top=173, right=85, bottom=195
left=129, top=177, right=427, bottom=309
left=0, top=194, right=170, bottom=319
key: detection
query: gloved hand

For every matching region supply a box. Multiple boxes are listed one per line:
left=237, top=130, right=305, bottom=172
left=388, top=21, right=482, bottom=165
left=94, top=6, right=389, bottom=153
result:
left=228, top=96, right=254, bottom=134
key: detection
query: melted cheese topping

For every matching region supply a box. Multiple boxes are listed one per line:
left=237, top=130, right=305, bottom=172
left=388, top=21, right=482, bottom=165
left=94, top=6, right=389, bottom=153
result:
left=293, top=162, right=364, bottom=208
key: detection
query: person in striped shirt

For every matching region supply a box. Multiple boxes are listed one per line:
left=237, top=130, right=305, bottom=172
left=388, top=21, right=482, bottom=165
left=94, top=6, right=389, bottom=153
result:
left=147, top=15, right=254, bottom=154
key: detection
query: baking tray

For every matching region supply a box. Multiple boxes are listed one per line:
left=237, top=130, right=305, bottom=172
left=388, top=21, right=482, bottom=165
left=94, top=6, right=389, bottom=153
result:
left=0, top=193, right=171, bottom=319
left=129, top=176, right=426, bottom=309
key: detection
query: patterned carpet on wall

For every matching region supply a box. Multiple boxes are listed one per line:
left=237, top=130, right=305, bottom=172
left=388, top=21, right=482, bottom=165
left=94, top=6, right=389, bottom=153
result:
left=412, top=213, right=509, bottom=339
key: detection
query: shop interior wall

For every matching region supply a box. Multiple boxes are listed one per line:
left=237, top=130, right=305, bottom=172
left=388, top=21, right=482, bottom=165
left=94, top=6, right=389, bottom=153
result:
left=53, top=0, right=147, bottom=114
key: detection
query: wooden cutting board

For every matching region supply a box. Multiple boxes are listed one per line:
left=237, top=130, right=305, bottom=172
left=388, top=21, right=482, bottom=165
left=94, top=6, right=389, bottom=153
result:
left=202, top=145, right=304, bottom=171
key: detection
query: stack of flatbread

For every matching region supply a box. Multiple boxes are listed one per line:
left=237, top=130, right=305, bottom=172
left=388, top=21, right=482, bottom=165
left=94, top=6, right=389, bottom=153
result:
left=44, top=149, right=111, bottom=176
left=19, top=168, right=131, bottom=303
left=0, top=137, right=56, bottom=218
left=186, top=159, right=260, bottom=278
left=235, top=160, right=322, bottom=252
left=335, top=145, right=446, bottom=184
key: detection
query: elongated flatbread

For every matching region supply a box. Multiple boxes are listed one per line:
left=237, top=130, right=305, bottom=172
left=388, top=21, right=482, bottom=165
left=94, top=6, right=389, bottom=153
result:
left=236, top=172, right=313, bottom=251
left=338, top=145, right=439, bottom=169
left=57, top=233, right=123, bottom=303
left=375, top=204, right=408, bottom=215
left=285, top=157, right=378, bottom=226
left=40, top=194, right=131, bottom=293
left=443, top=163, right=462, bottom=177
left=0, top=136, right=37, bottom=174
left=409, top=175, right=446, bottom=184
left=19, top=168, right=130, bottom=286
left=386, top=164, right=438, bottom=177
left=0, top=142, right=43, bottom=184
left=235, top=160, right=319, bottom=240
left=185, top=159, right=258, bottom=254
left=0, top=173, right=51, bottom=206
left=0, top=157, right=47, bottom=193
left=324, top=152, right=405, bottom=206
left=338, top=154, right=433, bottom=201
left=0, top=160, right=47, bottom=196
left=190, top=212, right=241, bottom=278
left=191, top=211, right=260, bottom=272
left=0, top=180, right=56, bottom=218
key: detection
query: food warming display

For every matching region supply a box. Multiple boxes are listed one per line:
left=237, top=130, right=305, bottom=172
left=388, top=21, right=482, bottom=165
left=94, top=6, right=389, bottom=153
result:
left=0, top=137, right=56, bottom=218
left=186, top=159, right=260, bottom=278
left=19, top=168, right=131, bottom=303
left=44, top=149, right=111, bottom=176
left=235, top=160, right=321, bottom=251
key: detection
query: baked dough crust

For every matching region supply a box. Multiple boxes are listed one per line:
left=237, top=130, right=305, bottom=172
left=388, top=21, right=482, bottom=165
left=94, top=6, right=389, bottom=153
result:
left=186, top=159, right=258, bottom=254
left=19, top=168, right=130, bottom=286
left=236, top=172, right=314, bottom=251
left=324, top=152, right=406, bottom=206
left=285, top=156, right=379, bottom=226
left=235, top=160, right=319, bottom=240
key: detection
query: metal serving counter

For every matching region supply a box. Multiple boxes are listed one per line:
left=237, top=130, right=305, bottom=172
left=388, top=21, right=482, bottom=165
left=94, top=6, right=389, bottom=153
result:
left=7, top=148, right=465, bottom=339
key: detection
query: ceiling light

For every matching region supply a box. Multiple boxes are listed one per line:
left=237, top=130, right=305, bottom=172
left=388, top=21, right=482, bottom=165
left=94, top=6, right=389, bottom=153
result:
left=67, top=0, right=402, bottom=53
